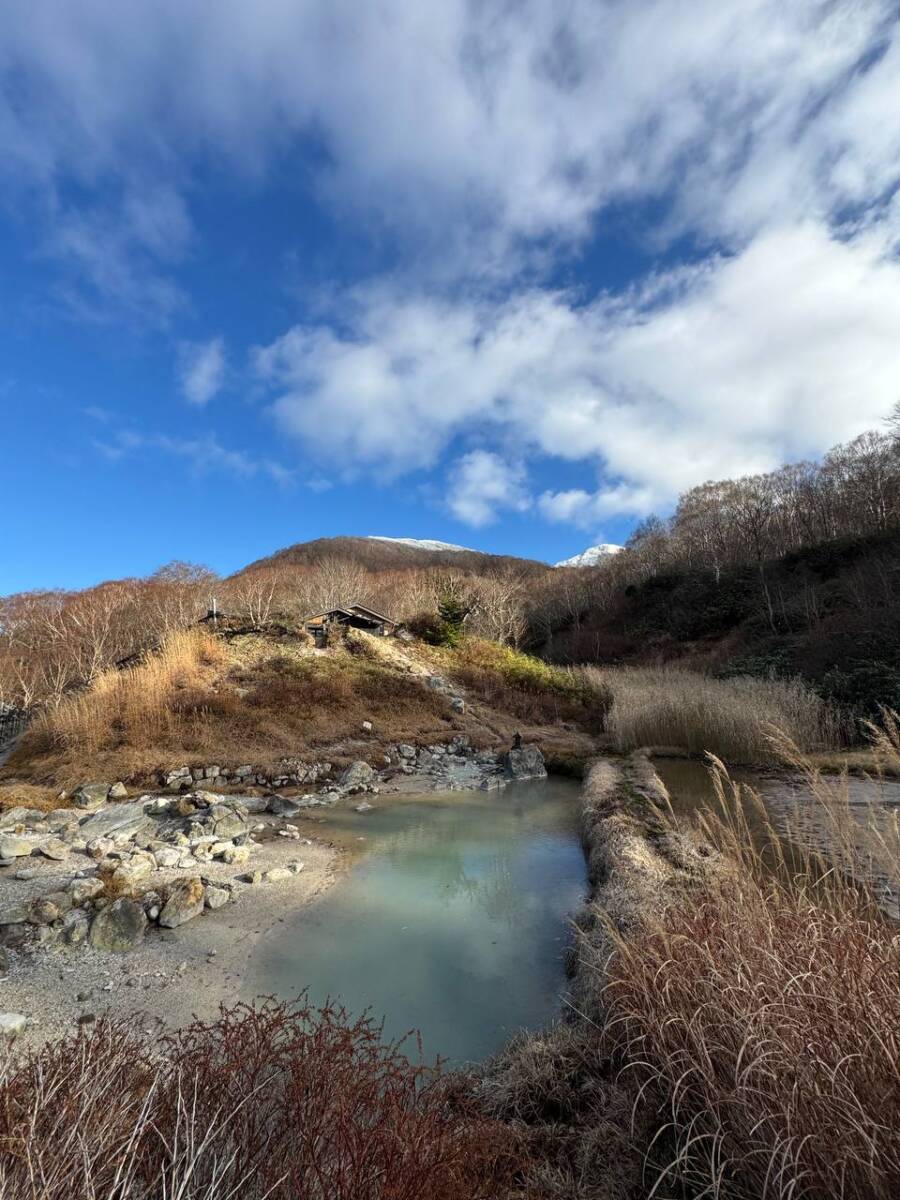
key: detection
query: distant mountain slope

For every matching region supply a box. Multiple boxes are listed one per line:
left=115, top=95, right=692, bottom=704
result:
left=555, top=544, right=623, bottom=568
left=238, top=535, right=548, bottom=575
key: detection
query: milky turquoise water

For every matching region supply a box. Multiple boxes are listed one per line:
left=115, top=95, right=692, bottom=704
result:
left=253, top=778, right=585, bottom=1064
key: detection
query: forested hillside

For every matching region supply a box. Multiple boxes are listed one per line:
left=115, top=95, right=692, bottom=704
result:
left=2, top=424, right=898, bottom=722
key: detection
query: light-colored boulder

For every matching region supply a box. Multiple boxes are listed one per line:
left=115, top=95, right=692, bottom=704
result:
left=0, top=1014, right=27, bottom=1038
left=222, top=844, right=250, bottom=866
left=264, top=866, right=292, bottom=883
left=158, top=877, right=205, bottom=928
left=73, top=783, right=110, bottom=810
left=79, top=801, right=152, bottom=845
left=39, top=838, right=70, bottom=861
left=338, top=760, right=376, bottom=790
left=204, top=885, right=230, bottom=910
left=89, top=899, right=147, bottom=952
left=0, top=836, right=34, bottom=859
left=108, top=782, right=128, bottom=799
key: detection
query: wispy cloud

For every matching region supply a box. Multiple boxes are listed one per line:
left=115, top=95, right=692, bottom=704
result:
left=92, top=427, right=293, bottom=488
left=177, top=337, right=227, bottom=406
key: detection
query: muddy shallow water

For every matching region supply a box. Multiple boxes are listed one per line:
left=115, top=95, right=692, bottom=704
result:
left=253, top=777, right=586, bottom=1065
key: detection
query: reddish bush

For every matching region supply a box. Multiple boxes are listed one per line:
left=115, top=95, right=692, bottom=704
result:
left=0, top=998, right=522, bottom=1200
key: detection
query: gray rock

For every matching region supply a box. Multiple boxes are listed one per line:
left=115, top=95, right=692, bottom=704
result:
left=69, top=877, right=104, bottom=905
left=62, top=910, right=90, bottom=944
left=339, top=760, right=376, bottom=790
left=268, top=795, right=301, bottom=817
left=0, top=807, right=41, bottom=830
left=0, top=905, right=29, bottom=925
left=27, top=899, right=60, bottom=926
left=397, top=744, right=416, bottom=760
left=354, top=801, right=374, bottom=813
left=204, top=885, right=230, bottom=910
left=14, top=868, right=36, bottom=881
left=39, top=838, right=70, bottom=861
left=73, top=783, right=111, bottom=810
left=0, top=947, right=8, bottom=973
left=108, top=782, right=128, bottom=800
left=0, top=1014, right=27, bottom=1038
left=153, top=845, right=182, bottom=869
left=450, top=696, right=466, bottom=713
left=79, top=801, right=152, bottom=845
left=239, top=796, right=269, bottom=814
left=0, top=836, right=34, bottom=859
left=158, top=877, right=205, bottom=928
left=503, top=744, right=547, bottom=780
left=208, top=804, right=248, bottom=840
left=89, top=899, right=147, bottom=952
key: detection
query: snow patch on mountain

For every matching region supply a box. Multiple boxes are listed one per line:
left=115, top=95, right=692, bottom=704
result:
left=554, top=544, right=624, bottom=568
left=367, top=536, right=472, bottom=553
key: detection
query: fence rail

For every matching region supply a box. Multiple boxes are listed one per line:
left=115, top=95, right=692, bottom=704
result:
left=0, top=705, right=28, bottom=750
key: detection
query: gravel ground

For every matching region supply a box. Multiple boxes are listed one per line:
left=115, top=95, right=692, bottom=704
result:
left=0, top=832, right=343, bottom=1046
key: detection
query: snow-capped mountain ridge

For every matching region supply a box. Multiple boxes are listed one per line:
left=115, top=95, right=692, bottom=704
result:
left=554, top=544, right=624, bottom=568
left=367, top=536, right=472, bottom=553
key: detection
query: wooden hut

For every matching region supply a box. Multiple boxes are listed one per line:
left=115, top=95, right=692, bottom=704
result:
left=305, top=602, right=398, bottom=645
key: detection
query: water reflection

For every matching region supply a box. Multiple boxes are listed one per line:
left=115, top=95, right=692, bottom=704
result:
left=250, top=778, right=585, bottom=1064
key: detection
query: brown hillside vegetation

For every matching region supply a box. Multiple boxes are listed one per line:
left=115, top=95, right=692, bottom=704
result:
left=1, top=628, right=608, bottom=792
left=2, top=629, right=455, bottom=790
left=0, top=997, right=522, bottom=1200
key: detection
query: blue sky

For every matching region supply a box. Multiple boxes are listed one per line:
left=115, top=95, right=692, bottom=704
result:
left=4, top=1, right=900, bottom=593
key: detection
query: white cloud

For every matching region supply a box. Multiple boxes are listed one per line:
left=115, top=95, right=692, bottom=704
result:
left=177, top=337, right=226, bottom=406
left=2, top=1, right=898, bottom=284
left=447, top=451, right=530, bottom=526
left=258, top=220, right=900, bottom=517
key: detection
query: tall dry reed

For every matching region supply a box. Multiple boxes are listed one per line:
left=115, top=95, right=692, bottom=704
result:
left=33, top=628, right=228, bottom=756
left=602, top=725, right=900, bottom=1200
left=581, top=665, right=843, bottom=762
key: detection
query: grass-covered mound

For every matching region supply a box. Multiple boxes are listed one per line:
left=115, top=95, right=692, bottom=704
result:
left=2, top=628, right=454, bottom=790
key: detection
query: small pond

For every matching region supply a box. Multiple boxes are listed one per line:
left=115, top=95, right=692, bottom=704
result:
left=252, top=777, right=585, bottom=1065
left=654, top=757, right=900, bottom=914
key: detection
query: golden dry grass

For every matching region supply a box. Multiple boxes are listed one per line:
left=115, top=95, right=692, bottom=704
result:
left=581, top=665, right=843, bottom=763
left=602, top=740, right=900, bottom=1200
left=0, top=781, right=58, bottom=812
left=2, top=629, right=461, bottom=788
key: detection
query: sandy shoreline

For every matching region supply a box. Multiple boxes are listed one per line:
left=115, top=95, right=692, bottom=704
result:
left=0, top=832, right=347, bottom=1046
